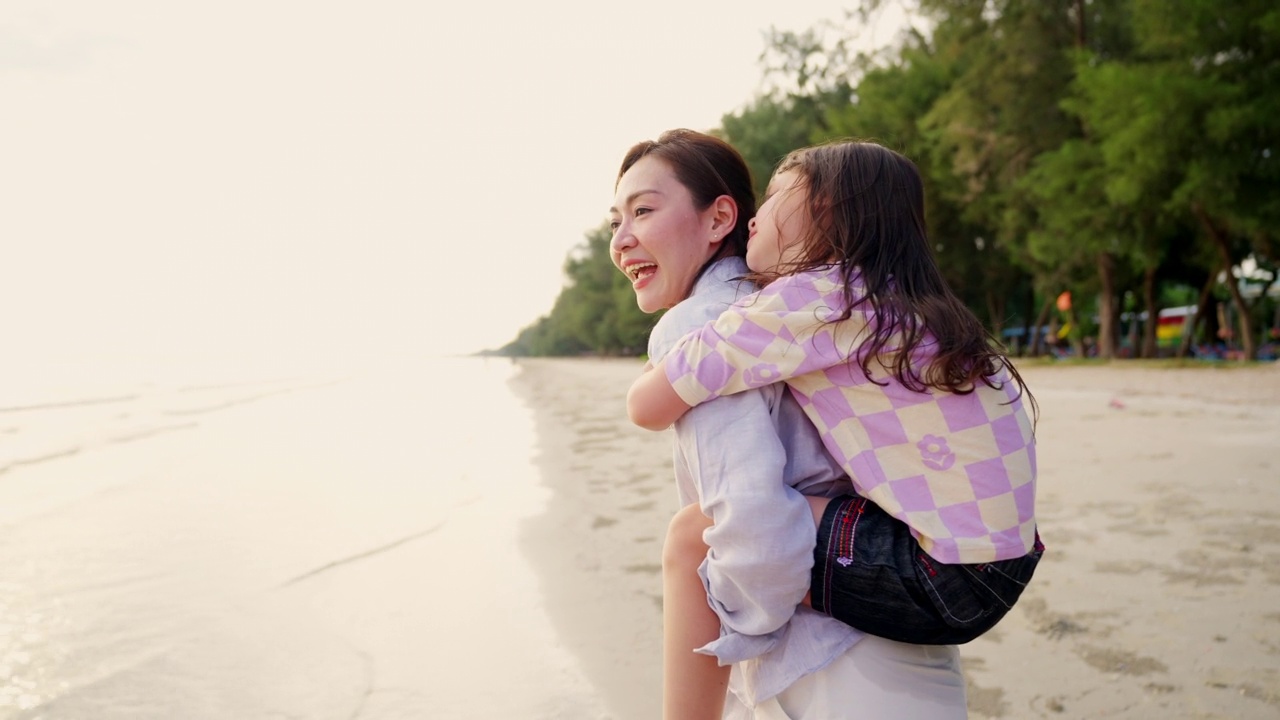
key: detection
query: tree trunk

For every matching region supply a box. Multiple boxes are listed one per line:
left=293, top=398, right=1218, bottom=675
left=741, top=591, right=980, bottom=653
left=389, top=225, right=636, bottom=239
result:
left=1127, top=315, right=1140, bottom=358
left=1097, top=252, right=1118, bottom=359
left=1141, top=266, right=1159, bottom=358
left=1125, top=288, right=1140, bottom=357
left=1206, top=300, right=1223, bottom=347
left=1030, top=295, right=1055, bottom=357
left=1073, top=0, right=1087, bottom=49
left=1177, top=269, right=1217, bottom=358
left=985, top=289, right=1005, bottom=338
left=1020, top=283, right=1036, bottom=357
left=1193, top=203, right=1256, bottom=360
left=1067, top=303, right=1086, bottom=358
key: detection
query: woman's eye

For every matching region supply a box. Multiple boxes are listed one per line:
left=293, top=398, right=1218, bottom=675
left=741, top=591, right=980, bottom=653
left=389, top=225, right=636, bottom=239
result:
left=609, top=220, right=620, bottom=232
left=635, top=207, right=651, bottom=217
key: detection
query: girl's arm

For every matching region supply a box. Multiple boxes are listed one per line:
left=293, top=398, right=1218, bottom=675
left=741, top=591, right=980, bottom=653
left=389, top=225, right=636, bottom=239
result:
left=666, top=269, right=863, bottom=410
left=627, top=357, right=692, bottom=431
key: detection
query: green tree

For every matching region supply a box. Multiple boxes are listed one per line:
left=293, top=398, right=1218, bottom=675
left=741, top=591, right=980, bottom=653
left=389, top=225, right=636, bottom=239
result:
left=501, top=224, right=658, bottom=356
left=719, top=95, right=828, bottom=198
left=722, top=21, right=862, bottom=196
left=1067, top=0, right=1280, bottom=359
left=507, top=0, right=1279, bottom=362
left=821, top=28, right=1029, bottom=334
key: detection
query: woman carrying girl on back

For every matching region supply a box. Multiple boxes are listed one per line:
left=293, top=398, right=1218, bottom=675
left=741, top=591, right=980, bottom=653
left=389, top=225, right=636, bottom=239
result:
left=628, top=140, right=1044, bottom=718
left=610, top=131, right=969, bottom=719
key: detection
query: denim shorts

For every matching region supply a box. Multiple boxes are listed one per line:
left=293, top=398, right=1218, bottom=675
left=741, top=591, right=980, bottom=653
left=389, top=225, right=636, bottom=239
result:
left=810, top=495, right=1044, bottom=645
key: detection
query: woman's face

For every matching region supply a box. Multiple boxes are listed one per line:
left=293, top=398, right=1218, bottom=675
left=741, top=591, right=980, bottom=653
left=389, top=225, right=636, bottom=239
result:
left=609, top=156, right=722, bottom=313
left=747, top=170, right=811, bottom=274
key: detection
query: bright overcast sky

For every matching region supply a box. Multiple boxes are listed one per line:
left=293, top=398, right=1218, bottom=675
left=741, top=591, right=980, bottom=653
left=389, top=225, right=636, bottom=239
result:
left=2, top=2, right=903, bottom=366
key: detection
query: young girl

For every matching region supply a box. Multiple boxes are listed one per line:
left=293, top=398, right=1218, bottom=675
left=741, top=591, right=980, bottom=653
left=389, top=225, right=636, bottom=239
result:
left=629, top=141, right=1043, bottom=716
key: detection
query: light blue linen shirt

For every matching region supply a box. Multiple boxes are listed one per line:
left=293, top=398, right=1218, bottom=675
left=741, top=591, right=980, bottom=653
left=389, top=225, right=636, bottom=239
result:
left=648, top=257, right=863, bottom=706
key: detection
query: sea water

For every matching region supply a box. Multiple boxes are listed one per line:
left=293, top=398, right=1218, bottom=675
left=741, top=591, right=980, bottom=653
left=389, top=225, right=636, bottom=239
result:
left=0, top=354, right=608, bottom=719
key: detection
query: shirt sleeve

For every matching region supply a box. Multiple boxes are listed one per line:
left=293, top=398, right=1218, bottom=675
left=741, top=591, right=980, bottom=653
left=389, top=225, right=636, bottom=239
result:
left=665, top=272, right=867, bottom=408
left=676, top=387, right=817, bottom=663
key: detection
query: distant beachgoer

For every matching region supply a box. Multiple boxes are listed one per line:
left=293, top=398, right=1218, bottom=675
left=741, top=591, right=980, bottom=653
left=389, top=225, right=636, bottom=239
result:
left=609, top=129, right=968, bottom=719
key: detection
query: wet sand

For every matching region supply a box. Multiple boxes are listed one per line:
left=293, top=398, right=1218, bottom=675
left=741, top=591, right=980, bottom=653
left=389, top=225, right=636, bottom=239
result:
left=0, top=358, right=609, bottom=720
left=510, top=358, right=1280, bottom=720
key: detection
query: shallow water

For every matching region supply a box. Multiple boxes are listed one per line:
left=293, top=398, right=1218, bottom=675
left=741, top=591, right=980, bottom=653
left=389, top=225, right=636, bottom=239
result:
left=0, top=355, right=607, bottom=719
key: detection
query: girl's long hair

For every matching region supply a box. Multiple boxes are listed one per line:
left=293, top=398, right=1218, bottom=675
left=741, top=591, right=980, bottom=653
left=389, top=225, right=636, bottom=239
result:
left=769, top=141, right=1034, bottom=414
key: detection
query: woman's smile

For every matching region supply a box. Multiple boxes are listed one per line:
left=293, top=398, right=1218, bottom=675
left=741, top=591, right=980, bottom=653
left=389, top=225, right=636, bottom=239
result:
left=624, top=260, right=658, bottom=285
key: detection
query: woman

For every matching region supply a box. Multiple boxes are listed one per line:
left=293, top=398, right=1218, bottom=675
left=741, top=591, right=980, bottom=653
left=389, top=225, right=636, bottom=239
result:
left=607, top=129, right=967, bottom=719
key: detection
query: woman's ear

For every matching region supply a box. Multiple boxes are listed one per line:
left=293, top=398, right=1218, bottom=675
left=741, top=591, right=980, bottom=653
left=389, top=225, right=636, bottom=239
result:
left=708, top=195, right=738, bottom=245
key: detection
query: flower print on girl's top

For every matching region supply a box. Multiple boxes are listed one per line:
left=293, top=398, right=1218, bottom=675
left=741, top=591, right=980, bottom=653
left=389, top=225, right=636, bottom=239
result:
left=744, top=363, right=783, bottom=386
left=917, top=434, right=956, bottom=471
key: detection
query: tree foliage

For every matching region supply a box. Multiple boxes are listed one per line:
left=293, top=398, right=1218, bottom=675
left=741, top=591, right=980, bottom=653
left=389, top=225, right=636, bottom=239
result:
left=503, top=0, right=1278, bottom=360
left=500, top=224, right=658, bottom=357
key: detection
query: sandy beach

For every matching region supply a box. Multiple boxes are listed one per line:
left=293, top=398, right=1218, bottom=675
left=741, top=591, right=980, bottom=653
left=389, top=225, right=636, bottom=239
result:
left=510, top=358, right=1280, bottom=720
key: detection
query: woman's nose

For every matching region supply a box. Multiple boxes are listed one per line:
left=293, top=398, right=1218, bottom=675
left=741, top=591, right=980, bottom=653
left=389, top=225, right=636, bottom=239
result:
left=610, top=222, right=636, bottom=254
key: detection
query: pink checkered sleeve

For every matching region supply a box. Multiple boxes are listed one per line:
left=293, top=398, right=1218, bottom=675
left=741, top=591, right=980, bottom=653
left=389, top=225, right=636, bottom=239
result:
left=665, top=269, right=866, bottom=408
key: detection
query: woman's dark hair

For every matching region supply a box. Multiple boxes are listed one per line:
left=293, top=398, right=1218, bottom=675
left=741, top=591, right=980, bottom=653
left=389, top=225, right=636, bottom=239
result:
left=617, top=129, right=756, bottom=269
left=773, top=141, right=1035, bottom=415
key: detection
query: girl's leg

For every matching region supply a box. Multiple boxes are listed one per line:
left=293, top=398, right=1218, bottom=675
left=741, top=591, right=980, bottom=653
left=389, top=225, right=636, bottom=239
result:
left=662, top=503, right=727, bottom=720
left=661, top=495, right=833, bottom=718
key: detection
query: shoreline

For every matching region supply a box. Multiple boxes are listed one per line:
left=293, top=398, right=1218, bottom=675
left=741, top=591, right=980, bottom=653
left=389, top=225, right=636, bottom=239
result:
left=511, top=358, right=674, bottom=720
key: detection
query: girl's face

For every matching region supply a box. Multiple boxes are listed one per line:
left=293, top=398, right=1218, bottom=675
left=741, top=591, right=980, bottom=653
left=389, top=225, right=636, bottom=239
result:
left=609, top=156, right=724, bottom=313
left=747, top=170, right=811, bottom=274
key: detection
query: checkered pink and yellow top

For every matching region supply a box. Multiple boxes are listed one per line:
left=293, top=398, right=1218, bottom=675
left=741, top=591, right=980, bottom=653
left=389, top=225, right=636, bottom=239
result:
left=665, top=265, right=1038, bottom=564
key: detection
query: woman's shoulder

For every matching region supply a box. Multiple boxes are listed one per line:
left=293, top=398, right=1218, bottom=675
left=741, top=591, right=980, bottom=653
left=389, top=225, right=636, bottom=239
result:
left=649, top=259, right=755, bottom=357
left=681, top=258, right=756, bottom=315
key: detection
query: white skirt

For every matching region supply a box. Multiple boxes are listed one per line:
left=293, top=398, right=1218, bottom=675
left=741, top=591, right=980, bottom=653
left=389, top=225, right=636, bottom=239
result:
left=725, top=635, right=968, bottom=719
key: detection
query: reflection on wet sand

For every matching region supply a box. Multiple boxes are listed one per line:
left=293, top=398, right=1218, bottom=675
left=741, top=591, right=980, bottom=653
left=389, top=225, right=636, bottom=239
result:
left=0, top=359, right=609, bottom=719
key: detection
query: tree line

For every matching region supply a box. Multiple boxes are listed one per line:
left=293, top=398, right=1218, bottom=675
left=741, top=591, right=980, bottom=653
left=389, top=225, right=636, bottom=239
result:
left=501, top=0, right=1278, bottom=360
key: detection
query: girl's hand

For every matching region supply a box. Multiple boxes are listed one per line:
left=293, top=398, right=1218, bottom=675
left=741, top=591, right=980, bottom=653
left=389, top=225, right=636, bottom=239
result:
left=627, top=358, right=693, bottom=431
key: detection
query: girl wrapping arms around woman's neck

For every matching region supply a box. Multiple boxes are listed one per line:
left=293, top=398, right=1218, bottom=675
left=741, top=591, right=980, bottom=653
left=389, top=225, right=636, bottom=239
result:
left=629, top=140, right=1037, bottom=434
left=632, top=142, right=1044, bottom=720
